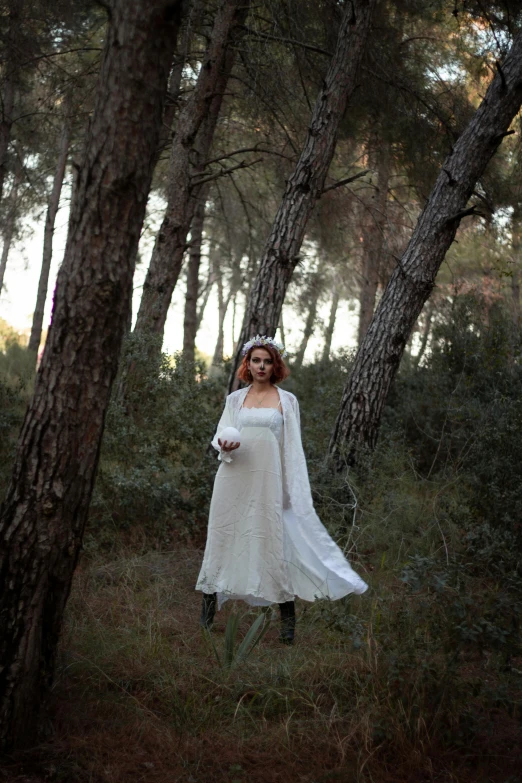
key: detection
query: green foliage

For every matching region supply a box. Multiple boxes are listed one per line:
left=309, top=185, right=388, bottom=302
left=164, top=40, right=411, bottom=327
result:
left=0, top=331, right=34, bottom=501
left=204, top=611, right=272, bottom=672
left=88, top=333, right=224, bottom=544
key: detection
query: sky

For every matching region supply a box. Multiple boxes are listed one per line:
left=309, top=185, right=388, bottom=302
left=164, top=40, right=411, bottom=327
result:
left=0, top=193, right=359, bottom=363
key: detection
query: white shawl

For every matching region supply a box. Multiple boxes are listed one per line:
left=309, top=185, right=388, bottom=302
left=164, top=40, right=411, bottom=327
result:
left=211, top=385, right=368, bottom=601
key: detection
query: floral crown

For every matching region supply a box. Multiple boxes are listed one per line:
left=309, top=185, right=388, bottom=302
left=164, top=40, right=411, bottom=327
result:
left=242, top=334, right=288, bottom=358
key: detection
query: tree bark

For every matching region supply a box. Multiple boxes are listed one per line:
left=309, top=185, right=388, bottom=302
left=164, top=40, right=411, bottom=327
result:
left=28, top=104, right=71, bottom=354
left=322, top=289, right=340, bottom=361
left=182, top=184, right=208, bottom=362
left=0, top=158, right=22, bottom=294
left=0, top=0, right=20, bottom=205
left=134, top=0, right=249, bottom=342
left=0, top=0, right=181, bottom=751
left=357, top=138, right=391, bottom=346
left=228, top=0, right=376, bottom=392
left=329, top=31, right=522, bottom=466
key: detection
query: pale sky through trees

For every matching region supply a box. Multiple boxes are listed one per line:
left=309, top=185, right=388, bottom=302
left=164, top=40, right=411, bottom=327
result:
left=0, top=203, right=359, bottom=361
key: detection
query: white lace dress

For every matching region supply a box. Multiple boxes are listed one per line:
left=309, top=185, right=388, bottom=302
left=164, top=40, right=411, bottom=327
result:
left=196, top=390, right=368, bottom=608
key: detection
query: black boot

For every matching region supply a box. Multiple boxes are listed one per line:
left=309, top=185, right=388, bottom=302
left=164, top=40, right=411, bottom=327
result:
left=278, top=600, right=296, bottom=645
left=200, top=592, right=217, bottom=629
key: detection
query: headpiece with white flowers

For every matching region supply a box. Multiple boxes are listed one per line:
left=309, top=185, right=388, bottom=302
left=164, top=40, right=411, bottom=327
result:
left=242, top=334, right=288, bottom=358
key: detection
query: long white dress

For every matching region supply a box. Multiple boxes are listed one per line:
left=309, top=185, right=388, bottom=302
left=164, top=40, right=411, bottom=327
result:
left=196, top=386, right=368, bottom=608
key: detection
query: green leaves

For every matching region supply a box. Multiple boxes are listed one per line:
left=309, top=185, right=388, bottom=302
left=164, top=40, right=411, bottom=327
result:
left=204, top=611, right=271, bottom=672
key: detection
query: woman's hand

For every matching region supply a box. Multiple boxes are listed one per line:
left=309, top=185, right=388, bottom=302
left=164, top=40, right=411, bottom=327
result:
left=218, top=438, right=240, bottom=452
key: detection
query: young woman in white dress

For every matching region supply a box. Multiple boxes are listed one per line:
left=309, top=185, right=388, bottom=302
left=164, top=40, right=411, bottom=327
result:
left=196, top=336, right=368, bottom=644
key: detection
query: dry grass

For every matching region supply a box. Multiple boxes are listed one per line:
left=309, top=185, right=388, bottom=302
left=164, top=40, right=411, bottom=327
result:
left=1, top=547, right=520, bottom=783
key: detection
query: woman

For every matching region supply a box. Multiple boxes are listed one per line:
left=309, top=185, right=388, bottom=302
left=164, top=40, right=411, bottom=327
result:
left=196, top=335, right=368, bottom=644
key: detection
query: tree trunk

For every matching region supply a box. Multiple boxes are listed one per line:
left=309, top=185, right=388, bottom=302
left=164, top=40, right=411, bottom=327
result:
left=0, top=158, right=22, bottom=294
left=134, top=0, right=249, bottom=341
left=0, top=0, right=181, bottom=751
left=28, top=105, right=71, bottom=354
left=322, top=289, right=340, bottom=361
left=357, top=138, right=391, bottom=346
left=228, top=0, right=376, bottom=392
left=278, top=312, right=286, bottom=350
left=182, top=184, right=208, bottom=362
left=212, top=257, right=233, bottom=365
left=329, top=30, right=522, bottom=466
left=196, top=261, right=213, bottom=331
left=158, top=0, right=206, bottom=159
left=294, top=290, right=320, bottom=370
left=511, top=214, right=521, bottom=329
left=0, top=0, right=20, bottom=205
left=413, top=298, right=434, bottom=369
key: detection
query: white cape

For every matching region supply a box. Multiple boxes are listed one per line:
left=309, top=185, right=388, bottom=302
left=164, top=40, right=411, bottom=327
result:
left=204, top=386, right=368, bottom=603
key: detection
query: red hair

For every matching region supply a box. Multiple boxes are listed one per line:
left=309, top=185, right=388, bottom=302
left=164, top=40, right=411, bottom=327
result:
left=237, top=344, right=290, bottom=384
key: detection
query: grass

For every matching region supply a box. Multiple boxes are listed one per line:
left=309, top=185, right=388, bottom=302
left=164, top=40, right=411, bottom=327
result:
left=2, top=544, right=520, bottom=783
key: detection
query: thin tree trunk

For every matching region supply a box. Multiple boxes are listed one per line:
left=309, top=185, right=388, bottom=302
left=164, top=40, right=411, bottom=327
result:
left=196, top=262, right=212, bottom=331
left=413, top=298, right=434, bottom=369
left=0, top=0, right=181, bottom=750
left=278, top=312, right=286, bottom=350
left=511, top=214, right=521, bottom=329
left=322, top=289, right=340, bottom=361
left=512, top=269, right=520, bottom=328
left=182, top=183, right=208, bottom=362
left=358, top=138, right=391, bottom=346
left=28, top=105, right=71, bottom=353
left=134, top=0, right=249, bottom=341
left=0, top=159, right=22, bottom=294
left=228, top=0, right=376, bottom=392
left=294, top=291, right=319, bottom=370
left=212, top=260, right=231, bottom=365
left=329, top=30, right=522, bottom=466
left=158, top=0, right=206, bottom=158
left=0, top=0, right=20, bottom=205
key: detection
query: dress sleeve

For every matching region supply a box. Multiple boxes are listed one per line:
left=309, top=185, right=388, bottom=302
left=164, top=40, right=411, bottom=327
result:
left=211, top=397, right=234, bottom=462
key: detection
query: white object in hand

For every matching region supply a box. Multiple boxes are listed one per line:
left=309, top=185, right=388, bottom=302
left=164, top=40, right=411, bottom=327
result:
left=220, top=426, right=241, bottom=446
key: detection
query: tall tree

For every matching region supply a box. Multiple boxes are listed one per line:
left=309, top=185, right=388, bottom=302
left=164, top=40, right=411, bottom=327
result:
left=323, top=287, right=340, bottom=361
left=28, top=94, right=72, bottom=354
left=134, top=0, right=249, bottom=341
left=228, top=0, right=377, bottom=391
left=329, top=30, right=522, bottom=465
left=0, top=156, right=22, bottom=294
left=357, top=135, right=391, bottom=346
left=0, top=0, right=21, bottom=204
left=0, top=0, right=181, bottom=750
left=182, top=183, right=209, bottom=362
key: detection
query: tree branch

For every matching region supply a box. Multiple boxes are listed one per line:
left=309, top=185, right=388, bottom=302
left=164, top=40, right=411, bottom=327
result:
left=190, top=158, right=263, bottom=188
left=322, top=169, right=370, bottom=194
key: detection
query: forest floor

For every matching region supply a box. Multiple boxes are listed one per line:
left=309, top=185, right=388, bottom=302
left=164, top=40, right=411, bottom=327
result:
left=0, top=546, right=520, bottom=783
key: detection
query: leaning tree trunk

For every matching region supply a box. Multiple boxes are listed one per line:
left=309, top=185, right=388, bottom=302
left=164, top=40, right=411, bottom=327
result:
left=182, top=183, right=209, bottom=362
left=358, top=138, right=391, bottom=346
left=329, top=30, right=522, bottom=466
left=0, top=0, right=181, bottom=751
left=228, top=0, right=376, bottom=392
left=28, top=104, right=71, bottom=354
left=0, top=158, right=22, bottom=294
left=134, top=0, right=249, bottom=342
left=322, top=288, right=340, bottom=361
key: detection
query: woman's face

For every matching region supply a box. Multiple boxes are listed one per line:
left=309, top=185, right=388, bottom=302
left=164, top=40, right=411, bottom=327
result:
left=248, top=347, right=274, bottom=382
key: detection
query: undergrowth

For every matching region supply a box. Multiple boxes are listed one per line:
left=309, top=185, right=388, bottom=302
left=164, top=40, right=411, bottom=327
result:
left=0, top=294, right=521, bottom=781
